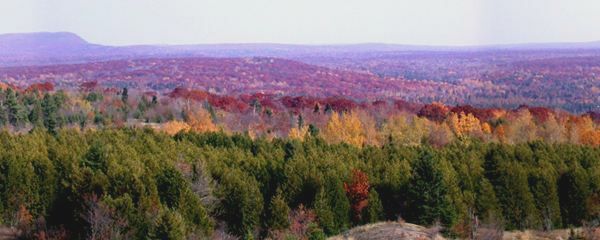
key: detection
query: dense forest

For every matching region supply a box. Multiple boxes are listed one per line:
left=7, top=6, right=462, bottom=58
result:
left=0, top=128, right=599, bottom=239
left=0, top=86, right=598, bottom=239
left=0, top=83, right=600, bottom=239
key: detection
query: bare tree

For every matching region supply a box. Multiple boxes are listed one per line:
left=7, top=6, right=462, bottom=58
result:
left=83, top=194, right=131, bottom=240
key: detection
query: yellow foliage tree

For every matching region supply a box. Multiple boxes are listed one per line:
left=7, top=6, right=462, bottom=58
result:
left=161, top=120, right=191, bottom=135
left=322, top=111, right=365, bottom=147
left=428, top=122, right=455, bottom=146
left=358, top=111, right=383, bottom=146
left=538, top=114, right=567, bottom=143
left=382, top=114, right=430, bottom=146
left=288, top=126, right=309, bottom=141
left=447, top=112, right=482, bottom=138
left=505, top=110, right=538, bottom=144
left=187, top=108, right=218, bottom=133
left=566, top=116, right=595, bottom=145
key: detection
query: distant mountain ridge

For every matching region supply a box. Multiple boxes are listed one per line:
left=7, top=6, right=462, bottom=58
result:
left=0, top=32, right=90, bottom=52
left=1, top=32, right=600, bottom=67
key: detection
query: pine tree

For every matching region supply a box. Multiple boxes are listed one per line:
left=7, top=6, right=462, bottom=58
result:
left=529, top=169, right=562, bottom=230
left=364, top=189, right=384, bottom=223
left=152, top=210, right=186, bottom=240
left=314, top=188, right=335, bottom=235
left=41, top=93, right=57, bottom=134
left=327, top=176, right=351, bottom=232
left=406, top=148, right=457, bottom=226
left=121, top=87, right=128, bottom=103
left=558, top=168, right=590, bottom=227
left=267, top=189, right=290, bottom=230
left=0, top=89, right=7, bottom=126
left=28, top=99, right=43, bottom=127
left=297, top=114, right=304, bottom=129
left=308, top=124, right=319, bottom=137
left=485, top=146, right=538, bottom=229
left=156, top=167, right=186, bottom=208
left=314, top=176, right=351, bottom=234
left=151, top=95, right=158, bottom=105
left=6, top=88, right=24, bottom=126
left=218, top=169, right=263, bottom=237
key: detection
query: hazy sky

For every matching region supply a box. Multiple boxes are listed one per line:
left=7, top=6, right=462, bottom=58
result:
left=1, top=0, right=600, bottom=46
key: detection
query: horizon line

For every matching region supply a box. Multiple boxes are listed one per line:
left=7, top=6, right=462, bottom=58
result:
left=2, top=31, right=600, bottom=49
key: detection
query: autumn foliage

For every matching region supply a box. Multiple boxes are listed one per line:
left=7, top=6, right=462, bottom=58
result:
left=161, top=120, right=191, bottom=135
left=344, top=169, right=370, bottom=223
left=186, top=108, right=218, bottom=133
left=322, top=111, right=365, bottom=147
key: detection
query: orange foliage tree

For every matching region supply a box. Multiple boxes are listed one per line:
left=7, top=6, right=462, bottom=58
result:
left=447, top=112, right=482, bottom=138
left=344, top=169, right=370, bottom=223
left=161, top=120, right=191, bottom=135
left=186, top=108, right=218, bottom=133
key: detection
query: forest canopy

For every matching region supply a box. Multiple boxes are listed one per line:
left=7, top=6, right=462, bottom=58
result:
left=0, top=128, right=599, bottom=239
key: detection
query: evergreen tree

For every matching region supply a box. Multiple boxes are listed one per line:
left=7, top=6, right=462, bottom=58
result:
left=324, top=104, right=333, bottom=114
left=218, top=169, right=263, bottom=237
left=152, top=210, right=186, bottom=240
left=41, top=93, right=57, bottom=134
left=529, top=169, right=562, bottom=230
left=485, top=146, right=538, bottom=229
left=364, top=189, right=384, bottom=223
left=558, top=169, right=590, bottom=226
left=6, top=88, right=24, bottom=126
left=298, top=114, right=304, bottom=129
left=156, top=167, right=186, bottom=209
left=406, top=148, right=457, bottom=226
left=313, top=176, right=351, bottom=235
left=314, top=188, right=335, bottom=235
left=121, top=87, right=129, bottom=103
left=475, top=179, right=503, bottom=223
left=325, top=176, right=351, bottom=232
left=0, top=90, right=7, bottom=126
left=267, top=189, right=290, bottom=230
left=308, top=124, right=319, bottom=137
left=151, top=95, right=158, bottom=105
left=28, top=99, right=43, bottom=127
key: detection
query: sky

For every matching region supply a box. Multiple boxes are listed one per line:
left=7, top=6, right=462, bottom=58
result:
left=1, top=0, right=600, bottom=46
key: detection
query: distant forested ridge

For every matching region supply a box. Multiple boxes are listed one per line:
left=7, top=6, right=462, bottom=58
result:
left=0, top=128, right=599, bottom=239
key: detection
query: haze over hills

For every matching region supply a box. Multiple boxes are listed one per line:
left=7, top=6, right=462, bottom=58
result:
left=0, top=32, right=599, bottom=113
left=2, top=32, right=600, bottom=67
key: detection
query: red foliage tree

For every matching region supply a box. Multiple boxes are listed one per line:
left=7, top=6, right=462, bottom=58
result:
left=344, top=169, right=370, bottom=223
left=26, top=82, right=54, bottom=93
left=418, top=102, right=449, bottom=122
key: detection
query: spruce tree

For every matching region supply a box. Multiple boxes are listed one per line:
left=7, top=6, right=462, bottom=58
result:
left=152, top=210, right=186, bottom=240
left=325, top=176, right=350, bottom=232
left=406, top=148, right=457, bottom=226
left=558, top=168, right=590, bottom=227
left=6, top=88, right=23, bottom=126
left=529, top=169, right=562, bottom=230
left=41, top=93, right=57, bottom=134
left=314, top=188, right=335, bottom=235
left=267, top=189, right=290, bottom=230
left=0, top=91, right=7, bottom=126
left=365, top=189, right=384, bottom=223
left=28, top=100, right=43, bottom=127
left=218, top=169, right=263, bottom=237
left=121, top=87, right=128, bottom=103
